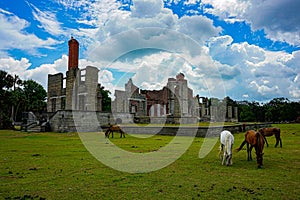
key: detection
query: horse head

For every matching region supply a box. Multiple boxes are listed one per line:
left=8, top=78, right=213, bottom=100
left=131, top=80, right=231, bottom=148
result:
left=255, top=132, right=265, bottom=168
left=256, top=152, right=264, bottom=168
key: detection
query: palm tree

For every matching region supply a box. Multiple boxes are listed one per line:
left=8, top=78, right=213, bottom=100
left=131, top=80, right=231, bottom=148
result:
left=10, top=74, right=23, bottom=122
left=0, top=70, right=14, bottom=128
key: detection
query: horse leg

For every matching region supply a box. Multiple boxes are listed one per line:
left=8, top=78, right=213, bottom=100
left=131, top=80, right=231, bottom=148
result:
left=249, top=145, right=253, bottom=161
left=247, top=143, right=250, bottom=161
left=105, top=129, right=110, bottom=138
left=275, top=137, right=279, bottom=148
left=264, top=135, right=269, bottom=147
left=279, top=138, right=282, bottom=148
left=120, top=130, right=125, bottom=138
left=219, top=144, right=223, bottom=163
left=222, top=151, right=227, bottom=165
left=275, top=138, right=282, bottom=148
left=226, top=154, right=232, bottom=166
left=229, top=146, right=233, bottom=165
left=222, top=152, right=226, bottom=165
left=225, top=146, right=232, bottom=166
left=275, top=133, right=282, bottom=148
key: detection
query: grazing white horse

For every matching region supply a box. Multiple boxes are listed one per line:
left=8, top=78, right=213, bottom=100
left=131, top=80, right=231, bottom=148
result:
left=219, top=130, right=234, bottom=166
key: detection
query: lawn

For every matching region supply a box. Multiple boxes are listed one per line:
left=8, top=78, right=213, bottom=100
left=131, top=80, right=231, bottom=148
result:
left=0, top=124, right=299, bottom=199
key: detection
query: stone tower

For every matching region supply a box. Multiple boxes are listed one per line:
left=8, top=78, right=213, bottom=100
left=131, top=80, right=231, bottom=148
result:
left=66, top=37, right=79, bottom=110
left=167, top=73, right=189, bottom=117
left=47, top=37, right=102, bottom=113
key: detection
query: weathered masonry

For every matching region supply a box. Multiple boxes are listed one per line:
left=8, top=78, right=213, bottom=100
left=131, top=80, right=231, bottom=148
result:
left=112, top=73, right=198, bottom=118
left=47, top=37, right=103, bottom=113
left=112, top=73, right=239, bottom=122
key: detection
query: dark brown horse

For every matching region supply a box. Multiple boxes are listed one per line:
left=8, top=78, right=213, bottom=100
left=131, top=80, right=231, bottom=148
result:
left=105, top=125, right=125, bottom=138
left=236, top=130, right=265, bottom=168
left=258, top=127, right=282, bottom=148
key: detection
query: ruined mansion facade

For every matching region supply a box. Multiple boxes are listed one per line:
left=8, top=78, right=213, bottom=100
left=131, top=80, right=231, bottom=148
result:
left=112, top=73, right=238, bottom=122
left=47, top=37, right=103, bottom=113
left=112, top=73, right=198, bottom=118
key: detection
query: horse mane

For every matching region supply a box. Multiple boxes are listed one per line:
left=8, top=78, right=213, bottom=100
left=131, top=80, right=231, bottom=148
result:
left=256, top=132, right=260, bottom=152
left=256, top=132, right=264, bottom=154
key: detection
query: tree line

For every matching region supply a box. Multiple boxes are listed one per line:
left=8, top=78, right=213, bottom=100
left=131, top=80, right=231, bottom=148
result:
left=1, top=70, right=299, bottom=129
left=0, top=70, right=47, bottom=128
left=224, top=96, right=300, bottom=123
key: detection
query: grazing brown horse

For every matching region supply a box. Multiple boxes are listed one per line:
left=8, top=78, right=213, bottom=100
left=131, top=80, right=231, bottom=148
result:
left=105, top=125, right=125, bottom=138
left=236, top=130, right=265, bottom=168
left=258, top=127, right=282, bottom=148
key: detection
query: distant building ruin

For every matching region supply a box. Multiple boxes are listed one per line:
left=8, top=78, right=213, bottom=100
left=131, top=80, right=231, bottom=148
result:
left=112, top=73, right=198, bottom=118
left=197, top=97, right=238, bottom=122
left=112, top=74, right=238, bottom=122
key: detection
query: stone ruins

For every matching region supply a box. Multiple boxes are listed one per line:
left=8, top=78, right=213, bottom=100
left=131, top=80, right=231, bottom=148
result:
left=111, top=73, right=198, bottom=121
left=46, top=38, right=238, bottom=132
left=47, top=37, right=103, bottom=113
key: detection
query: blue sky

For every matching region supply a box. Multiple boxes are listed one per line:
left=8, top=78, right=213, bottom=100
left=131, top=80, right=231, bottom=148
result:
left=0, top=0, right=299, bottom=102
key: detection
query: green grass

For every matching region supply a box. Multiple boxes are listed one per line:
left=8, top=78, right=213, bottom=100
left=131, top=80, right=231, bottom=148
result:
left=0, top=124, right=299, bottom=199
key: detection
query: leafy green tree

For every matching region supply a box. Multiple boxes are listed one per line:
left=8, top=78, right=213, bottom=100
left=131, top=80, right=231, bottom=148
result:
left=0, top=70, right=13, bottom=90
left=10, top=75, right=23, bottom=121
left=238, top=102, right=256, bottom=122
left=10, top=87, right=26, bottom=122
left=22, top=80, right=47, bottom=112
left=265, top=97, right=289, bottom=122
left=0, top=70, right=14, bottom=128
left=100, top=87, right=111, bottom=112
left=289, top=102, right=300, bottom=122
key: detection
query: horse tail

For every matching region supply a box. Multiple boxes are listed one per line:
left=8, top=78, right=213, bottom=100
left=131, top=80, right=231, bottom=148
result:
left=225, top=134, right=229, bottom=154
left=236, top=140, right=247, bottom=152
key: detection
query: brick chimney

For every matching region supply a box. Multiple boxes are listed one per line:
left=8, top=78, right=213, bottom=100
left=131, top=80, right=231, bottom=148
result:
left=68, top=36, right=79, bottom=70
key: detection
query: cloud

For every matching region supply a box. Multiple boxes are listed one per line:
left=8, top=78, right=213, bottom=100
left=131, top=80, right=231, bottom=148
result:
left=0, top=8, right=60, bottom=55
left=177, top=15, right=221, bottom=44
left=1, top=0, right=299, bottom=102
left=83, top=0, right=296, bottom=101
left=131, top=0, right=163, bottom=18
left=202, top=0, right=250, bottom=21
left=86, top=0, right=221, bottom=67
left=246, top=0, right=300, bottom=45
left=0, top=55, right=67, bottom=88
left=184, top=0, right=201, bottom=5
left=0, top=54, right=113, bottom=92
left=206, top=35, right=300, bottom=100
left=0, top=57, right=31, bottom=78
left=202, top=0, right=300, bottom=46
left=208, top=35, right=266, bottom=66
left=29, top=2, right=64, bottom=36
left=250, top=80, right=280, bottom=96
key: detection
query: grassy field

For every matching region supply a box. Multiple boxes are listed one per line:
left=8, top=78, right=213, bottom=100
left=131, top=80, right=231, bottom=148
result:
left=0, top=124, right=299, bottom=199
